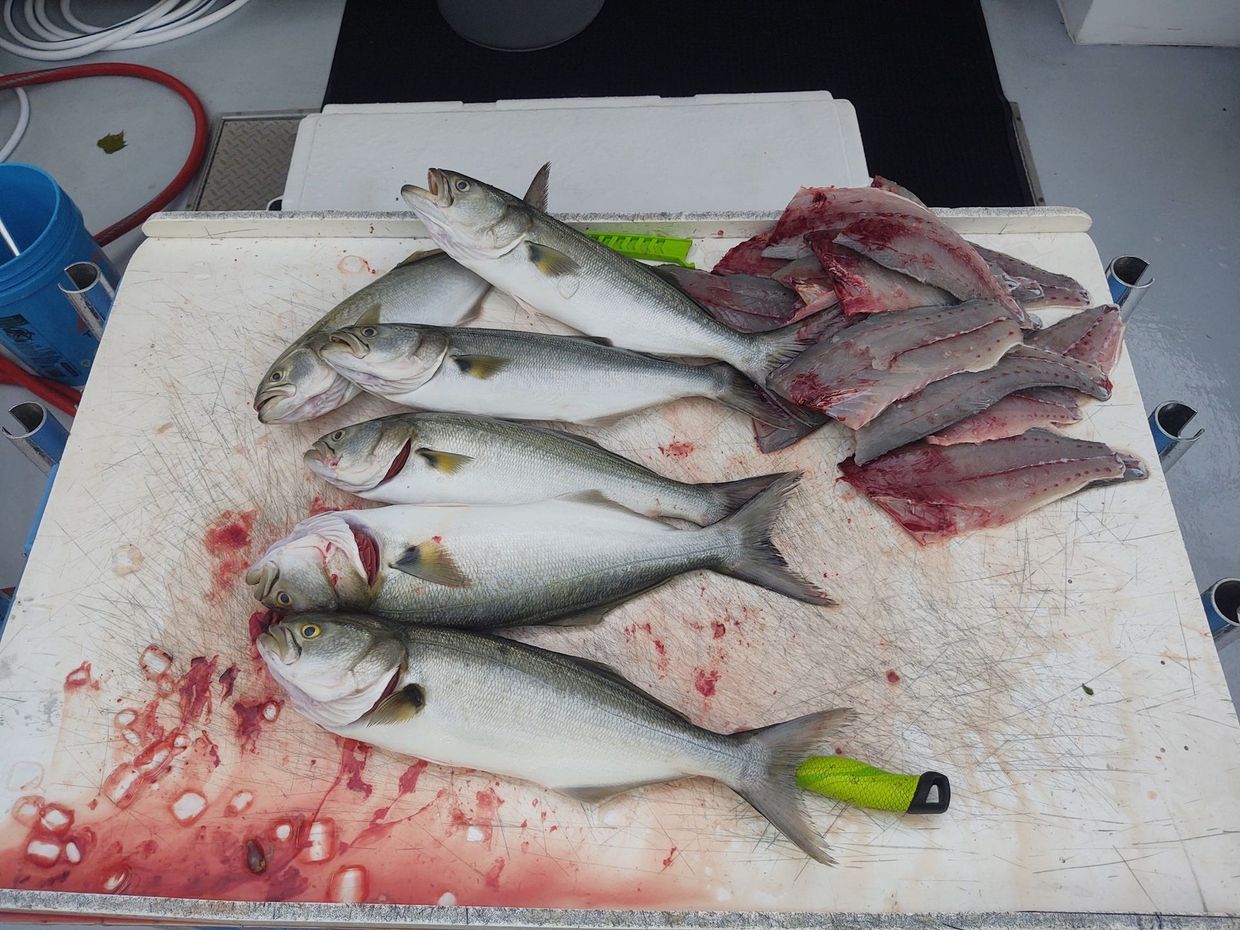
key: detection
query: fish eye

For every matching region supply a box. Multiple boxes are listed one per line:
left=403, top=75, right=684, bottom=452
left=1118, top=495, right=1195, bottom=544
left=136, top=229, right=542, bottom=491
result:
left=454, top=179, right=469, bottom=192
left=361, top=327, right=377, bottom=337
left=300, top=623, right=321, bottom=639
left=270, top=371, right=284, bottom=382
left=275, top=591, right=292, bottom=608
left=331, top=430, right=345, bottom=442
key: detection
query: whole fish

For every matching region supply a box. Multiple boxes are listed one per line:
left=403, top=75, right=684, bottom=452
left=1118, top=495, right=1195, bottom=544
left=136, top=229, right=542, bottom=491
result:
left=318, top=323, right=791, bottom=427
left=254, top=251, right=489, bottom=424
left=840, top=429, right=1147, bottom=544
left=400, top=165, right=804, bottom=385
left=306, top=411, right=793, bottom=524
left=852, top=346, right=1112, bottom=464
left=257, top=612, right=852, bottom=863
left=245, top=473, right=835, bottom=624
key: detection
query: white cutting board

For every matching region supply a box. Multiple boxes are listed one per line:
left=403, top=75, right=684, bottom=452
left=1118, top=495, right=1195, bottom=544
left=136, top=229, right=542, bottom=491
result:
left=282, top=92, right=869, bottom=213
left=0, top=208, right=1237, bottom=923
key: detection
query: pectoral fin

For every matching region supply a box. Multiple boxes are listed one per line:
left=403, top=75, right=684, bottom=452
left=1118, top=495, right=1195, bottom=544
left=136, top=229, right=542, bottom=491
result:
left=415, top=448, right=474, bottom=473
left=367, top=684, right=426, bottom=726
left=527, top=242, right=579, bottom=277
left=392, top=541, right=471, bottom=587
left=452, top=355, right=509, bottom=379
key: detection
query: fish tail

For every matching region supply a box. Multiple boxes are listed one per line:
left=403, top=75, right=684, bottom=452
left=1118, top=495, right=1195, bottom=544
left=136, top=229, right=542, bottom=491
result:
left=711, top=365, right=797, bottom=428
left=748, top=321, right=809, bottom=383
left=715, top=473, right=836, bottom=605
left=730, top=708, right=856, bottom=865
left=698, top=471, right=801, bottom=525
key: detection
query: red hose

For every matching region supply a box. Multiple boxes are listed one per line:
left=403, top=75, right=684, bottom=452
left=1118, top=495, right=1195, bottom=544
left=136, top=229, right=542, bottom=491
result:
left=0, top=62, right=209, bottom=245
left=0, top=355, right=79, bottom=416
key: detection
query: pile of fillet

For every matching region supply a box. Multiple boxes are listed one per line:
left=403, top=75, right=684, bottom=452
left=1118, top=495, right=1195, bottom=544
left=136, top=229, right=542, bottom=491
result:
left=658, top=178, right=1147, bottom=544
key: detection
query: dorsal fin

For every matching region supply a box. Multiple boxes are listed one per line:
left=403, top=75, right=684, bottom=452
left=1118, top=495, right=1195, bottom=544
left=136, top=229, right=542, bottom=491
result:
left=523, top=162, right=551, bottom=211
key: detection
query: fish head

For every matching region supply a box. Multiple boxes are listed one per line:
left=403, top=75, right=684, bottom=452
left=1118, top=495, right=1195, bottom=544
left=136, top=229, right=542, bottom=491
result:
left=401, top=168, right=531, bottom=259
left=321, top=324, right=449, bottom=394
left=255, top=343, right=358, bottom=423
left=305, top=417, right=416, bottom=493
left=244, top=513, right=377, bottom=611
left=257, top=612, right=406, bottom=728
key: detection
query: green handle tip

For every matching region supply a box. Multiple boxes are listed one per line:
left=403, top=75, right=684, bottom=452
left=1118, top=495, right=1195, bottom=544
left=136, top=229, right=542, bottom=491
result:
left=796, top=756, right=950, bottom=814
left=585, top=231, right=695, bottom=268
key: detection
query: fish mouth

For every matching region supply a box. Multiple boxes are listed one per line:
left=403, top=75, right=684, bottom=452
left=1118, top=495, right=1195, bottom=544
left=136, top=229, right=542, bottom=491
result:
left=254, top=387, right=296, bottom=421
left=246, top=562, right=280, bottom=601
left=402, top=169, right=451, bottom=210
left=257, top=625, right=299, bottom=665
left=303, top=442, right=336, bottom=474
left=328, top=331, right=369, bottom=358
left=376, top=439, right=413, bottom=487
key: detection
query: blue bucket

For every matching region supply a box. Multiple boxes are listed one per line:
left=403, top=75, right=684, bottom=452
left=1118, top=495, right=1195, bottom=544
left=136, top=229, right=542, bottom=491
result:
left=0, top=163, right=118, bottom=386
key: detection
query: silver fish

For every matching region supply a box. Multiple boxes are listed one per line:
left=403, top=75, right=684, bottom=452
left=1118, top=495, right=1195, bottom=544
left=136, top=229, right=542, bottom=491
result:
left=245, top=473, right=835, bottom=624
left=318, top=323, right=793, bottom=428
left=254, top=250, right=489, bottom=423
left=852, top=346, right=1112, bottom=464
left=305, top=411, right=793, bottom=525
left=257, top=612, right=853, bottom=864
left=400, top=165, right=804, bottom=385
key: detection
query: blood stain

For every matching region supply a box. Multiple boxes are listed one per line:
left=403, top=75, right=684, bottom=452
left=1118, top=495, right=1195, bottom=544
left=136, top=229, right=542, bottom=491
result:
left=694, top=668, right=720, bottom=698
left=484, top=857, right=506, bottom=889
left=63, top=661, right=96, bottom=690
left=218, top=664, right=239, bottom=699
left=658, top=440, right=694, bottom=458
left=711, top=621, right=727, bottom=639
left=397, top=760, right=429, bottom=795
left=203, top=509, right=257, bottom=599
left=308, top=495, right=339, bottom=515
left=662, top=846, right=677, bottom=869
left=886, top=670, right=901, bottom=684
left=340, top=740, right=373, bottom=798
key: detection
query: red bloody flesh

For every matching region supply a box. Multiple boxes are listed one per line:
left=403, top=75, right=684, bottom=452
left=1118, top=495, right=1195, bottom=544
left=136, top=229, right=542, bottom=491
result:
left=350, top=527, right=380, bottom=587
left=379, top=439, right=412, bottom=485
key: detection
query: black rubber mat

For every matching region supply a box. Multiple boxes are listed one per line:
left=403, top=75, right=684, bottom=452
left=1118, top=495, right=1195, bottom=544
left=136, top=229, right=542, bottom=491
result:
left=325, top=0, right=1033, bottom=208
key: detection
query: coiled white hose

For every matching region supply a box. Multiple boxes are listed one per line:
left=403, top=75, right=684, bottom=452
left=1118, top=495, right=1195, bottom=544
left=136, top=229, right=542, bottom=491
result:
left=0, top=0, right=249, bottom=160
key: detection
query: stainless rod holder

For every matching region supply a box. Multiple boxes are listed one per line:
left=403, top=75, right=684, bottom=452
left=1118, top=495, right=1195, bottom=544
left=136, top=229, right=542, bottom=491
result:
left=3, top=402, right=68, bottom=475
left=1148, top=401, right=1202, bottom=470
left=58, top=261, right=114, bottom=341
left=1203, top=579, right=1240, bottom=643
left=1106, top=256, right=1153, bottom=321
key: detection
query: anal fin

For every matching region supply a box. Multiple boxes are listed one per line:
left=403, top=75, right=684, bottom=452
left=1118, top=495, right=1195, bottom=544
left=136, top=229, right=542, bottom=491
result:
left=558, top=781, right=659, bottom=805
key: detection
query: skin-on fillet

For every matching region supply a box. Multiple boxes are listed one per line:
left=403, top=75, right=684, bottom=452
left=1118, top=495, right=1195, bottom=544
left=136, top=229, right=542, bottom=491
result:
left=839, top=428, right=1148, bottom=544
left=852, top=346, right=1112, bottom=465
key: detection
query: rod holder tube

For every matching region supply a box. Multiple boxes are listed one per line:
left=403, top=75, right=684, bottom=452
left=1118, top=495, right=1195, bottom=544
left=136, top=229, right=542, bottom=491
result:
left=58, top=261, right=113, bottom=341
left=1106, top=256, right=1154, bottom=321
left=1203, top=579, right=1240, bottom=643
left=1148, top=401, right=1202, bottom=471
left=3, top=401, right=67, bottom=474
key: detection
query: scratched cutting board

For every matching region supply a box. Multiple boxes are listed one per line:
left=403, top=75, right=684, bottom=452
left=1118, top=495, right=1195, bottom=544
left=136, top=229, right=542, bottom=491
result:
left=1, top=209, right=1237, bottom=920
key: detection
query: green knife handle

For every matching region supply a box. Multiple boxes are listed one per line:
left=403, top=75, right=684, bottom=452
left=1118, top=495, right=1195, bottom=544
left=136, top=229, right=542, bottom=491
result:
left=796, top=757, right=950, bottom=814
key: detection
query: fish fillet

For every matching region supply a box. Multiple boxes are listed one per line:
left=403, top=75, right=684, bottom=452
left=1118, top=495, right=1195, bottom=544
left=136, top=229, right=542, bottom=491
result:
left=770, top=301, right=1022, bottom=428
left=770, top=256, right=839, bottom=314
left=760, top=186, right=935, bottom=260
left=811, top=237, right=953, bottom=316
left=654, top=265, right=811, bottom=333
left=834, top=215, right=1031, bottom=327
left=870, top=176, right=927, bottom=207
left=852, top=346, right=1112, bottom=464
left=839, top=429, right=1148, bottom=544
left=972, top=245, right=1091, bottom=309
left=926, top=389, right=1082, bottom=445
left=1027, top=305, right=1124, bottom=372
left=713, top=231, right=787, bottom=276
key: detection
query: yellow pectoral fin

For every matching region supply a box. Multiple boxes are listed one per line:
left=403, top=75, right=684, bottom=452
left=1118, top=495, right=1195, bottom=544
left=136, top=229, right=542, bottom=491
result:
left=451, top=354, right=509, bottom=379
left=415, top=448, right=474, bottom=473
left=527, top=241, right=579, bottom=277
left=392, top=540, right=471, bottom=588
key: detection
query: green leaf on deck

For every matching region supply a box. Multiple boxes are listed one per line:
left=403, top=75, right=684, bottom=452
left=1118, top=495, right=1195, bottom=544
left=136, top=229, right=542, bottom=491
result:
left=1081, top=684, right=1095, bottom=696
left=96, top=132, right=127, bottom=155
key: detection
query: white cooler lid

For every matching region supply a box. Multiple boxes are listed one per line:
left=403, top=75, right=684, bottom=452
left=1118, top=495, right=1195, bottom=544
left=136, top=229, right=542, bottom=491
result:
left=282, top=91, right=868, bottom=214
